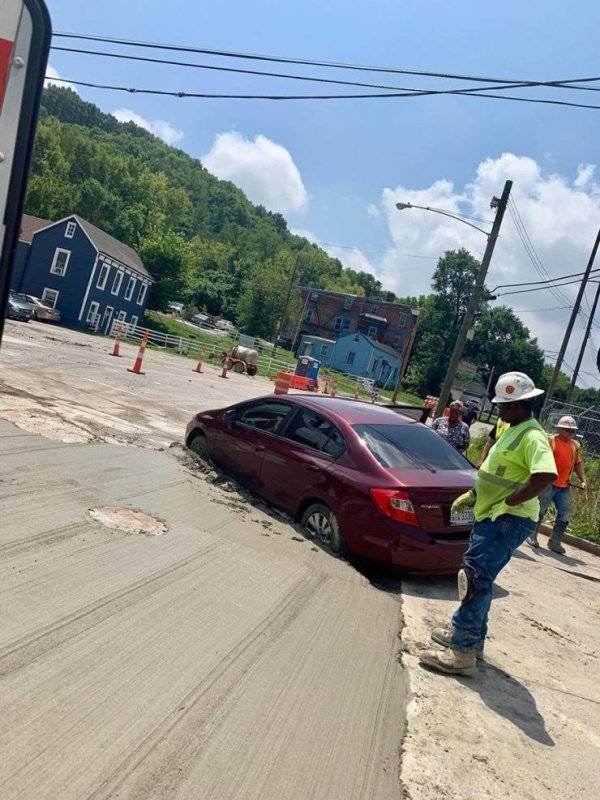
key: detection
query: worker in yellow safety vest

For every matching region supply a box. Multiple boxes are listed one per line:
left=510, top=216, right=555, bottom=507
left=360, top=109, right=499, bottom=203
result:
left=527, top=415, right=587, bottom=554
left=478, top=417, right=511, bottom=465
left=420, top=372, right=556, bottom=676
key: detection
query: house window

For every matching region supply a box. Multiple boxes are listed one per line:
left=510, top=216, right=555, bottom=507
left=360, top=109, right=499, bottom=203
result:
left=367, top=325, right=378, bottom=339
left=372, top=359, right=379, bottom=372
left=392, top=334, right=403, bottom=349
left=64, top=221, right=77, bottom=239
left=87, top=301, right=100, bottom=323
left=346, top=351, right=356, bottom=365
left=319, top=344, right=329, bottom=357
left=111, top=271, right=124, bottom=295
left=137, top=283, right=148, bottom=305
left=129, top=315, right=138, bottom=329
left=342, top=297, right=353, bottom=310
left=396, top=313, right=407, bottom=327
left=50, top=248, right=70, bottom=276
left=116, top=310, right=127, bottom=323
left=334, top=315, right=350, bottom=334
left=124, top=276, right=136, bottom=301
left=41, top=288, right=59, bottom=308
left=304, top=305, right=316, bottom=322
left=370, top=304, right=380, bottom=314
left=97, top=263, right=110, bottom=290
left=310, top=291, right=319, bottom=300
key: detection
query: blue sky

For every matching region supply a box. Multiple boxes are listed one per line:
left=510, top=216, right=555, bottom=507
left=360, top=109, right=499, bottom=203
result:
left=45, top=0, right=600, bottom=386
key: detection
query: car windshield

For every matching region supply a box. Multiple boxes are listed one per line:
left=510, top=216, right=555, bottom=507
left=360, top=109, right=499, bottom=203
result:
left=354, top=423, right=471, bottom=471
left=12, top=293, right=30, bottom=303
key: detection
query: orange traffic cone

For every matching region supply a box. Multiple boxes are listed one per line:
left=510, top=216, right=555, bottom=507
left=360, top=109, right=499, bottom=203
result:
left=110, top=329, right=122, bottom=357
left=192, top=347, right=204, bottom=374
left=330, top=383, right=337, bottom=397
left=219, top=360, right=229, bottom=379
left=127, top=331, right=148, bottom=375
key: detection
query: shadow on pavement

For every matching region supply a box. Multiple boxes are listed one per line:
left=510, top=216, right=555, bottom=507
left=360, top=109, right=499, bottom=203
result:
left=459, top=663, right=555, bottom=747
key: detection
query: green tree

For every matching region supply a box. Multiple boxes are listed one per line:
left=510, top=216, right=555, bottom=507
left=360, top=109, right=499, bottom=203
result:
left=237, top=250, right=298, bottom=339
left=138, top=232, right=193, bottom=310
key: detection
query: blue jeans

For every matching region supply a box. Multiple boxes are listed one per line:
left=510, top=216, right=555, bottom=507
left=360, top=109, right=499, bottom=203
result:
left=538, top=485, right=571, bottom=523
left=450, top=514, right=536, bottom=652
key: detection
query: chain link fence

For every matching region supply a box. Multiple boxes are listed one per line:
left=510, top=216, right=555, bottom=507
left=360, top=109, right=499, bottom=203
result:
left=540, top=399, right=600, bottom=456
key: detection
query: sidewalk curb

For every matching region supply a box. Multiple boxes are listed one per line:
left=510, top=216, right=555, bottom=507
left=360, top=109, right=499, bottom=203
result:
left=539, top=523, right=600, bottom=557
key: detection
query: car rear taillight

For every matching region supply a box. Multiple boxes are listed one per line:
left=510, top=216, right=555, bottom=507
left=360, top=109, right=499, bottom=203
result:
left=369, top=488, right=419, bottom=527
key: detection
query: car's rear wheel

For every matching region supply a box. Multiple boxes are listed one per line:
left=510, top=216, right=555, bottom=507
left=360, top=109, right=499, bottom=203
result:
left=301, top=503, right=345, bottom=555
left=188, top=432, right=210, bottom=461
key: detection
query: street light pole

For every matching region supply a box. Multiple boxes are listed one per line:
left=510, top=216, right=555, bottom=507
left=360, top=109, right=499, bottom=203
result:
left=569, top=279, right=600, bottom=390
left=542, top=226, right=600, bottom=410
left=432, top=180, right=512, bottom=417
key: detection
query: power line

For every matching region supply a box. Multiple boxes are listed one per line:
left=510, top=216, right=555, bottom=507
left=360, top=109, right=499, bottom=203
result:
left=50, top=32, right=600, bottom=92
left=45, top=76, right=600, bottom=109
left=514, top=304, right=572, bottom=313
left=492, top=266, right=600, bottom=291
left=50, top=44, right=600, bottom=100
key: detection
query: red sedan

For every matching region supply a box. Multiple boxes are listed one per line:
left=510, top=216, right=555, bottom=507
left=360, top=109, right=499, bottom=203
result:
left=185, top=396, right=475, bottom=574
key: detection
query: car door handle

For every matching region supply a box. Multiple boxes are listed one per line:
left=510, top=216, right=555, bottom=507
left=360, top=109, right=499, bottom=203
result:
left=255, top=445, right=266, bottom=452
left=305, top=464, right=321, bottom=472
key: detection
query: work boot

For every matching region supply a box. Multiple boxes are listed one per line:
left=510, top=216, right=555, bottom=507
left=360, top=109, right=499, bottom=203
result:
left=430, top=627, right=485, bottom=660
left=548, top=520, right=568, bottom=555
left=419, top=647, right=477, bottom=676
left=527, top=533, right=540, bottom=548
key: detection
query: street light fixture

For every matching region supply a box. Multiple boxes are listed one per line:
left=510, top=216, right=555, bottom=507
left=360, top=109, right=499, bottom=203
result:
left=395, top=183, right=513, bottom=418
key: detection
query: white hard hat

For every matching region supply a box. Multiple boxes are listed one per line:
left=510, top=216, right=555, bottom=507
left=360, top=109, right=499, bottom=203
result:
left=492, top=371, right=545, bottom=403
left=556, top=415, right=578, bottom=430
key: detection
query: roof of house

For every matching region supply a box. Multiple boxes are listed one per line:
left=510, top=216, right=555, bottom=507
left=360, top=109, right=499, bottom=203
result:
left=74, top=216, right=153, bottom=281
left=338, top=331, right=401, bottom=359
left=367, top=337, right=402, bottom=359
left=453, top=379, right=487, bottom=396
left=19, top=214, right=51, bottom=243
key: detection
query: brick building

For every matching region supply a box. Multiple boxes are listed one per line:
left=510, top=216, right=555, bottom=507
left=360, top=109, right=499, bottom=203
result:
left=291, top=287, right=418, bottom=358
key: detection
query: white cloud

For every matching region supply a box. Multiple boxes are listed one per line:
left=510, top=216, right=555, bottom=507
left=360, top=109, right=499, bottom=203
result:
left=44, top=65, right=78, bottom=93
left=379, top=152, right=600, bottom=386
left=367, top=203, right=381, bottom=219
left=291, top=228, right=375, bottom=273
left=202, top=131, right=308, bottom=213
left=112, top=108, right=184, bottom=145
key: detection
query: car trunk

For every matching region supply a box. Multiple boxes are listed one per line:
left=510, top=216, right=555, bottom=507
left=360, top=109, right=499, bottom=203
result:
left=384, top=467, right=475, bottom=535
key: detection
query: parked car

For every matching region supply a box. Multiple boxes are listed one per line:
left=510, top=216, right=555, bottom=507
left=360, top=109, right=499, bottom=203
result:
left=7, top=290, right=35, bottom=322
left=185, top=396, right=476, bottom=574
left=24, top=295, right=61, bottom=323
left=191, top=312, right=212, bottom=328
left=167, top=301, right=184, bottom=316
left=215, top=319, right=236, bottom=332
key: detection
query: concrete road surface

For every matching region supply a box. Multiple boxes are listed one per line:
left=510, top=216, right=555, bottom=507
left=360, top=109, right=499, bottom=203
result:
left=0, top=419, right=405, bottom=799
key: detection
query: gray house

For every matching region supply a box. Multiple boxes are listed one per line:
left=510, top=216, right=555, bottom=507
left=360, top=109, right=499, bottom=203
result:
left=13, top=214, right=153, bottom=333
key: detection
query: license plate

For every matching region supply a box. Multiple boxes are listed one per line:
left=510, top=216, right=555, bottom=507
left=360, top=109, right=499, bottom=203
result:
left=450, top=507, right=475, bottom=526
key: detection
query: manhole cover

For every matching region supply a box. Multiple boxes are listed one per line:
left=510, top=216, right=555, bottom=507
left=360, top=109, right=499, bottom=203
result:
left=89, top=507, right=168, bottom=536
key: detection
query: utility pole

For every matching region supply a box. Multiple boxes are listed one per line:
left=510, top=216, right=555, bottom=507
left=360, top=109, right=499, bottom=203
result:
left=434, top=180, right=512, bottom=418
left=570, top=278, right=600, bottom=390
left=272, top=254, right=300, bottom=358
left=392, top=309, right=421, bottom=403
left=542, top=226, right=600, bottom=411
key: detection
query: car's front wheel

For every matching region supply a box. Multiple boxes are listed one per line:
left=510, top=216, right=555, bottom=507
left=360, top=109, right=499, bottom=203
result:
left=301, top=503, right=345, bottom=555
left=188, top=431, right=210, bottom=461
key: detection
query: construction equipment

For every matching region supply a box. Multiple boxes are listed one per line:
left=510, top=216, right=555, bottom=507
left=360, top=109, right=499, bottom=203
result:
left=222, top=345, right=259, bottom=376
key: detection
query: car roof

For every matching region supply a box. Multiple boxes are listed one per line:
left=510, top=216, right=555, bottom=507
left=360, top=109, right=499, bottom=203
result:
left=273, top=395, right=416, bottom=426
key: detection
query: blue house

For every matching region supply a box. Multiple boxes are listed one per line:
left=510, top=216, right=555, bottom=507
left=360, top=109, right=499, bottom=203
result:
left=299, top=331, right=403, bottom=388
left=14, top=214, right=153, bottom=333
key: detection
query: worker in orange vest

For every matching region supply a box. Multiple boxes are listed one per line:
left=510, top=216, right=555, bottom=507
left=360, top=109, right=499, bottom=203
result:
left=527, top=415, right=587, bottom=554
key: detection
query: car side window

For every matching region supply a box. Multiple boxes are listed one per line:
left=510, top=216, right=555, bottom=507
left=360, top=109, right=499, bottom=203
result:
left=285, top=409, right=346, bottom=457
left=238, top=402, right=293, bottom=434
